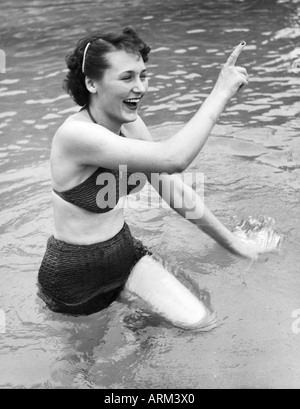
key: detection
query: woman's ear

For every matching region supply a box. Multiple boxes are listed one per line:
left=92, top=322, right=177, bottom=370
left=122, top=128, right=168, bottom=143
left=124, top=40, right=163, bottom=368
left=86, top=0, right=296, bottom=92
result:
left=85, top=77, right=97, bottom=94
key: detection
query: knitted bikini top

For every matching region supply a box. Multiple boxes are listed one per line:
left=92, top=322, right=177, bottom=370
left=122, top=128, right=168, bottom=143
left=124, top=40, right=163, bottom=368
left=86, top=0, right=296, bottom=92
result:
left=53, top=107, right=147, bottom=213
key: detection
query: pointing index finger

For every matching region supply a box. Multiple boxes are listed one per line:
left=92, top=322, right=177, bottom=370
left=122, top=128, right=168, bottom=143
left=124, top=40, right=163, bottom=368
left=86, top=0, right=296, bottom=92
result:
left=226, top=41, right=246, bottom=67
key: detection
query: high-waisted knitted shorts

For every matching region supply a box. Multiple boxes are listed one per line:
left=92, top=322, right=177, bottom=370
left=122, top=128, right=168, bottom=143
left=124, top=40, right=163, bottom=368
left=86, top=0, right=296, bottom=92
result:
left=38, top=223, right=152, bottom=316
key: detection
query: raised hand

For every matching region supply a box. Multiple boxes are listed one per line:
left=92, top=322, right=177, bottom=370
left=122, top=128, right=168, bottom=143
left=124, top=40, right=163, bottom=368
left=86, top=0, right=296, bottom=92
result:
left=213, top=41, right=249, bottom=101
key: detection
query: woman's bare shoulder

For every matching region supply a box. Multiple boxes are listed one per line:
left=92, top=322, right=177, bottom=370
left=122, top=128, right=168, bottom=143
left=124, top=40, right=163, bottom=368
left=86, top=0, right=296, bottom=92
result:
left=53, top=112, right=104, bottom=151
left=54, top=111, right=87, bottom=137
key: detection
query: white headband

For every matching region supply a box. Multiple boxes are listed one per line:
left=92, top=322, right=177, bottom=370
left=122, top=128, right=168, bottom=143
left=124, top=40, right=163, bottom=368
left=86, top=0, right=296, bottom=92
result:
left=82, top=42, right=91, bottom=74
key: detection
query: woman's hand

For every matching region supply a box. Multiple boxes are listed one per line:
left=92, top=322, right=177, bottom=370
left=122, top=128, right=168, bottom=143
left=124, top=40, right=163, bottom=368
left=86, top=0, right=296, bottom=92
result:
left=231, top=217, right=283, bottom=261
left=232, top=236, right=260, bottom=261
left=212, top=41, right=249, bottom=102
left=231, top=234, right=273, bottom=262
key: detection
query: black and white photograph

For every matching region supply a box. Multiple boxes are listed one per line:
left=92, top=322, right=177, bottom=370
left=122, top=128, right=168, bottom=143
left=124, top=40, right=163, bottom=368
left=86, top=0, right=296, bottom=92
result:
left=0, top=0, right=299, bottom=391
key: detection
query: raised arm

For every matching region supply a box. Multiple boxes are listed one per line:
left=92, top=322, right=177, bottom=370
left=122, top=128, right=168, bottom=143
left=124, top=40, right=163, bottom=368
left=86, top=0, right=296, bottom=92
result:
left=57, top=42, right=248, bottom=174
left=168, top=41, right=248, bottom=169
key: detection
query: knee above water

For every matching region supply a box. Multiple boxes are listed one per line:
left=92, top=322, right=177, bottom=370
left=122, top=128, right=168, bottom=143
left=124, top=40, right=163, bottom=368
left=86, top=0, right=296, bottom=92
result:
left=175, top=301, right=209, bottom=330
left=187, top=305, right=208, bottom=328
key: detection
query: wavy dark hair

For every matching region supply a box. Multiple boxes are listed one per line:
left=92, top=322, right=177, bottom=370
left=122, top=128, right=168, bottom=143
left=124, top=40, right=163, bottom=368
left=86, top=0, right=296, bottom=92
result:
left=63, top=27, right=151, bottom=107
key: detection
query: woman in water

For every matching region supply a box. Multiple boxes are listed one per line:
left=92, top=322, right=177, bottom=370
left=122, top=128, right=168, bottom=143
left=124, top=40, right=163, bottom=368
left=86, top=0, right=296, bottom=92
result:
left=38, top=27, right=256, bottom=329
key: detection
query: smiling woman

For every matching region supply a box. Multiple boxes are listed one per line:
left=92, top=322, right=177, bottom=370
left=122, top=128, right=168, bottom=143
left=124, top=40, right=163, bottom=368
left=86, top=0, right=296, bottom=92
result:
left=84, top=49, right=149, bottom=132
left=63, top=27, right=150, bottom=111
left=38, top=26, right=255, bottom=328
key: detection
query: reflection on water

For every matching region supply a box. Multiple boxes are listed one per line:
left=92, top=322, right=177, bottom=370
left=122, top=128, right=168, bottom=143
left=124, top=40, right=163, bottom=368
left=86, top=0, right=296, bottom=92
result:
left=233, top=216, right=283, bottom=253
left=0, top=0, right=300, bottom=389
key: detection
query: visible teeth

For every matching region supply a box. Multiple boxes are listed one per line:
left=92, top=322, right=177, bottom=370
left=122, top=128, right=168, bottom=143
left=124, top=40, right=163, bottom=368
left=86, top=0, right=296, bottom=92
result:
left=125, top=99, right=140, bottom=103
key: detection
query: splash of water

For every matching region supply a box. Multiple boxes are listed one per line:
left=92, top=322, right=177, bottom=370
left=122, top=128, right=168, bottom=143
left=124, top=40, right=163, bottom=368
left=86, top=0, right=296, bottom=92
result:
left=234, top=216, right=283, bottom=254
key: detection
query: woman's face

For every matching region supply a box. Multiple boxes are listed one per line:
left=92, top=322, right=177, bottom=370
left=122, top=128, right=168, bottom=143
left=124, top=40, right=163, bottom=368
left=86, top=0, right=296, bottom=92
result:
left=92, top=49, right=149, bottom=130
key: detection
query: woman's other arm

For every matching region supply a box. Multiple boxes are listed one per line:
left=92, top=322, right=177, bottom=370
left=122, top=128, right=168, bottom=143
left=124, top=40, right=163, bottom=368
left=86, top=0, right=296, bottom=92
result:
left=148, top=172, right=259, bottom=260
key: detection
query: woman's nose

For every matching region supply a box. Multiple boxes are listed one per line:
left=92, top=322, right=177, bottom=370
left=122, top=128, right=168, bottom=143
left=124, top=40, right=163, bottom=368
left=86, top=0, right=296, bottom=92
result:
left=133, top=78, right=147, bottom=94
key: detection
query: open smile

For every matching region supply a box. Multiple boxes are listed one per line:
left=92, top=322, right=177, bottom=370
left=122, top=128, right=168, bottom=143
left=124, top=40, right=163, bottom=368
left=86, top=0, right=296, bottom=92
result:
left=123, top=98, right=141, bottom=110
